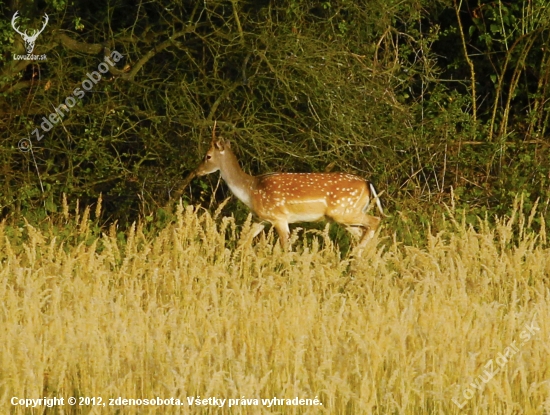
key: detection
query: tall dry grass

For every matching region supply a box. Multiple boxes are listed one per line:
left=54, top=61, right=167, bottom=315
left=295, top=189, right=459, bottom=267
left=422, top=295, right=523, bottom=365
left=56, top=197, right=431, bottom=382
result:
left=1, top=200, right=549, bottom=414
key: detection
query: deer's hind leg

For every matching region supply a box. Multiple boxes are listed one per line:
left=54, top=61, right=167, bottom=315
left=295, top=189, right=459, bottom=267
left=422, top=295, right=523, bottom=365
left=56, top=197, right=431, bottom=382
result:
left=340, top=212, right=381, bottom=249
left=357, top=214, right=381, bottom=248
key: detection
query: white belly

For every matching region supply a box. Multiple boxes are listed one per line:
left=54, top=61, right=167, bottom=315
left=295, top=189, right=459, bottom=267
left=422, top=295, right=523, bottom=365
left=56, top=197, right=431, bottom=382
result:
left=286, top=212, right=325, bottom=223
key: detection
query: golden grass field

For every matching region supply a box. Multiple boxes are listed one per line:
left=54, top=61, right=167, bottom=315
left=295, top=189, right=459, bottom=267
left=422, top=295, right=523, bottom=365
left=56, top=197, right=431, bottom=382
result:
left=1, top=199, right=549, bottom=414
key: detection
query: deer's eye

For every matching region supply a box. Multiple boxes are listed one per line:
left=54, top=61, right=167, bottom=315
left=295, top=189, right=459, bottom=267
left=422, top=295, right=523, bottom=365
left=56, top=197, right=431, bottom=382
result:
left=206, top=154, right=212, bottom=160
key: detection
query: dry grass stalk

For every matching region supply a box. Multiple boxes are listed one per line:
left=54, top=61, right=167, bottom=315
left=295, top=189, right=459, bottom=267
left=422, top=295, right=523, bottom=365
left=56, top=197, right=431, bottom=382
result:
left=0, top=202, right=549, bottom=414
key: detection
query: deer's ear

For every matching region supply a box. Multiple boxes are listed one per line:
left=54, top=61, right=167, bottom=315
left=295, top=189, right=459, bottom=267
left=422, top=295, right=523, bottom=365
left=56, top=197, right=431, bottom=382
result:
left=214, top=140, right=225, bottom=151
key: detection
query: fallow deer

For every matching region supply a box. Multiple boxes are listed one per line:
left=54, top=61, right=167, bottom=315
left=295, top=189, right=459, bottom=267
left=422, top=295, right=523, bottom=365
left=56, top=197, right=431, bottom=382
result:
left=195, top=134, right=384, bottom=250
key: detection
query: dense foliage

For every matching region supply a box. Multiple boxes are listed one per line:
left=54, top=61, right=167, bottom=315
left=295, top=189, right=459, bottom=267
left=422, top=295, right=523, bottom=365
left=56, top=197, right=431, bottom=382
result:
left=1, top=0, right=549, bottom=232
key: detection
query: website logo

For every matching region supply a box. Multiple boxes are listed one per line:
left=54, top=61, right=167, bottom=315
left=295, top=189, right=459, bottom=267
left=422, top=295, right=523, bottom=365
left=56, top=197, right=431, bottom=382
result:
left=12, top=11, right=48, bottom=60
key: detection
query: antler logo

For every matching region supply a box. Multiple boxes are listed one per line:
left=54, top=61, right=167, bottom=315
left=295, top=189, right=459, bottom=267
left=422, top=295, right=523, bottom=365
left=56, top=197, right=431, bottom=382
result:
left=12, top=11, right=49, bottom=54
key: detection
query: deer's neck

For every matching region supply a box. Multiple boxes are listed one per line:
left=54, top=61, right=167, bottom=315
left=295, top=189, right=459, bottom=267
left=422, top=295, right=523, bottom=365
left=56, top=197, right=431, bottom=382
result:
left=220, top=150, right=256, bottom=209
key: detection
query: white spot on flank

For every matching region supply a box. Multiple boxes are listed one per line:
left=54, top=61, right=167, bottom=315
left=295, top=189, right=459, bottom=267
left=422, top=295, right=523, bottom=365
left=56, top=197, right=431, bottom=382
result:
left=288, top=198, right=327, bottom=206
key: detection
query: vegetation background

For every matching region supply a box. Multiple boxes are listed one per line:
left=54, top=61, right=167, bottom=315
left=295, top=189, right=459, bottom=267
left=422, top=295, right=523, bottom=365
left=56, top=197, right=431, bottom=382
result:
left=1, top=0, right=550, bottom=413
left=1, top=0, right=549, bottom=229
